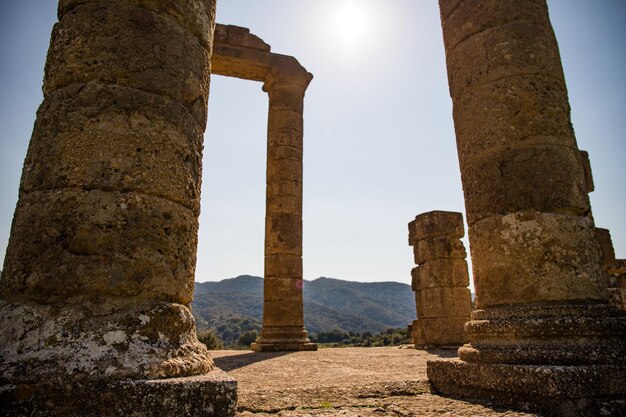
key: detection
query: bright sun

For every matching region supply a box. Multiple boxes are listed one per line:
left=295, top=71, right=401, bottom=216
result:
left=332, top=0, right=372, bottom=52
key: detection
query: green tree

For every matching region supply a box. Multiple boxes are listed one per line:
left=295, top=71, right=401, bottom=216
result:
left=197, top=329, right=224, bottom=350
left=237, top=330, right=258, bottom=347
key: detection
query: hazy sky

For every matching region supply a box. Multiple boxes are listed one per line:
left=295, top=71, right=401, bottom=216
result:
left=0, top=1, right=624, bottom=287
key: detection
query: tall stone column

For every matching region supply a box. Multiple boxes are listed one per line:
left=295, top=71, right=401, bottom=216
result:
left=251, top=55, right=316, bottom=352
left=0, top=1, right=237, bottom=415
left=428, top=1, right=626, bottom=415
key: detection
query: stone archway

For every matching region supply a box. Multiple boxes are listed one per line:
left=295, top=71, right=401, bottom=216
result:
left=211, top=24, right=316, bottom=352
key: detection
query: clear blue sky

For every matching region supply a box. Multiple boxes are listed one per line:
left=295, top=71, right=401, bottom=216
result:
left=0, top=1, right=624, bottom=287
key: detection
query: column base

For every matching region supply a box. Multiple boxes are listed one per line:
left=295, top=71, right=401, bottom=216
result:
left=250, top=326, right=317, bottom=352
left=428, top=359, right=626, bottom=416
left=0, top=370, right=237, bottom=417
left=461, top=304, right=626, bottom=365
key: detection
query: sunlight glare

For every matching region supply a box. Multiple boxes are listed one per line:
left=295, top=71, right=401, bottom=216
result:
left=332, top=0, right=372, bottom=53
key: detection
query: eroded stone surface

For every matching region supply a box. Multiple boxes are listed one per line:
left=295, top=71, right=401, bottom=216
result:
left=209, top=23, right=315, bottom=352
left=408, top=211, right=464, bottom=244
left=1, top=369, right=237, bottom=417
left=408, top=211, right=471, bottom=347
left=471, top=212, right=607, bottom=308
left=432, top=1, right=626, bottom=414
left=0, top=1, right=235, bottom=415
left=0, top=300, right=213, bottom=383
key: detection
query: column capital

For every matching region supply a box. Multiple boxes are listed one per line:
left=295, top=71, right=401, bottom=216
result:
left=263, top=53, right=313, bottom=94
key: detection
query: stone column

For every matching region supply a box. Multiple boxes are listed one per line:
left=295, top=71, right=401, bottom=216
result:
left=408, top=211, right=471, bottom=347
left=428, top=1, right=626, bottom=415
left=251, top=55, right=316, bottom=352
left=0, top=1, right=236, bottom=415
left=596, top=228, right=626, bottom=311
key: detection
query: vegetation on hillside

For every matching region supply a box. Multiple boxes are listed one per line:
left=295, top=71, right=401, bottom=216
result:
left=309, top=327, right=410, bottom=347
left=197, top=314, right=261, bottom=348
left=197, top=322, right=410, bottom=350
left=192, top=275, right=416, bottom=336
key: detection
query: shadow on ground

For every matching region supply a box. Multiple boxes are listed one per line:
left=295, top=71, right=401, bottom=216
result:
left=213, top=351, right=292, bottom=372
left=424, top=347, right=459, bottom=359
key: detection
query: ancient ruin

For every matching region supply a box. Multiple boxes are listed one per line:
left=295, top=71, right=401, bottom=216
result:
left=428, top=0, right=626, bottom=415
left=408, top=211, right=471, bottom=346
left=1, top=1, right=624, bottom=416
left=596, top=228, right=626, bottom=311
left=0, top=1, right=240, bottom=415
left=211, top=24, right=316, bottom=352
left=608, top=259, right=626, bottom=311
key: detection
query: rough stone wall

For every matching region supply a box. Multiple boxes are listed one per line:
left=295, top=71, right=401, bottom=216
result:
left=408, top=211, right=471, bottom=346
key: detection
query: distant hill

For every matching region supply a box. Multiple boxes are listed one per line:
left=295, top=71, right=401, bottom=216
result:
left=191, top=275, right=416, bottom=340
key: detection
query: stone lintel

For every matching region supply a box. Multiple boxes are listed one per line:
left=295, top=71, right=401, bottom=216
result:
left=214, top=24, right=271, bottom=52
left=211, top=23, right=312, bottom=89
left=1, top=370, right=238, bottom=417
left=428, top=359, right=626, bottom=416
left=211, top=43, right=270, bottom=81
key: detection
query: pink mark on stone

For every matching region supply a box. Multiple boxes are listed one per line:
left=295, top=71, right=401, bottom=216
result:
left=296, top=279, right=303, bottom=290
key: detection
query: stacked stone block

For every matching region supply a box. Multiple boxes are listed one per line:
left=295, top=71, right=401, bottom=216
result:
left=408, top=211, right=471, bottom=346
left=608, top=260, right=626, bottom=310
left=596, top=228, right=626, bottom=311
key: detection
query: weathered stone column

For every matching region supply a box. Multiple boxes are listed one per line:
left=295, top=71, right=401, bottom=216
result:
left=251, top=55, right=316, bottom=352
left=0, top=1, right=237, bottom=415
left=408, top=211, right=471, bottom=347
left=596, top=228, right=626, bottom=311
left=428, top=1, right=626, bottom=415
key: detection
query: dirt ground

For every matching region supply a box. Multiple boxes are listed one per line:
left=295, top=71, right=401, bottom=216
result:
left=210, top=346, right=539, bottom=417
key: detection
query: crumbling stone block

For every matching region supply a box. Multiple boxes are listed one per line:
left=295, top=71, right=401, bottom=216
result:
left=409, top=211, right=464, bottom=244
left=407, top=211, right=471, bottom=347
left=595, top=227, right=616, bottom=269
left=414, top=236, right=466, bottom=264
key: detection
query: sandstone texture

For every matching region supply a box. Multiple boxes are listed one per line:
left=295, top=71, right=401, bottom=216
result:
left=596, top=227, right=626, bottom=311
left=430, top=1, right=626, bottom=415
left=211, top=26, right=315, bottom=352
left=1, top=370, right=237, bottom=417
left=211, top=347, right=538, bottom=417
left=408, top=211, right=471, bottom=347
left=0, top=1, right=238, bottom=415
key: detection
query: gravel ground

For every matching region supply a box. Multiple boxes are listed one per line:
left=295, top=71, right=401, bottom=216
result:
left=210, top=346, right=539, bottom=417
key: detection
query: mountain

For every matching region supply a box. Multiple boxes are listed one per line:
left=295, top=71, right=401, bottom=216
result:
left=191, top=275, right=416, bottom=338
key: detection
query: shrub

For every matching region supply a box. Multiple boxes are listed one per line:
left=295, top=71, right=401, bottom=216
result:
left=197, top=329, right=224, bottom=350
left=237, top=330, right=259, bottom=347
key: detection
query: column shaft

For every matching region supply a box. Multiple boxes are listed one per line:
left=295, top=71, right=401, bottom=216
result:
left=1, top=2, right=237, bottom=415
left=252, top=55, right=316, bottom=351
left=428, top=1, right=625, bottom=414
